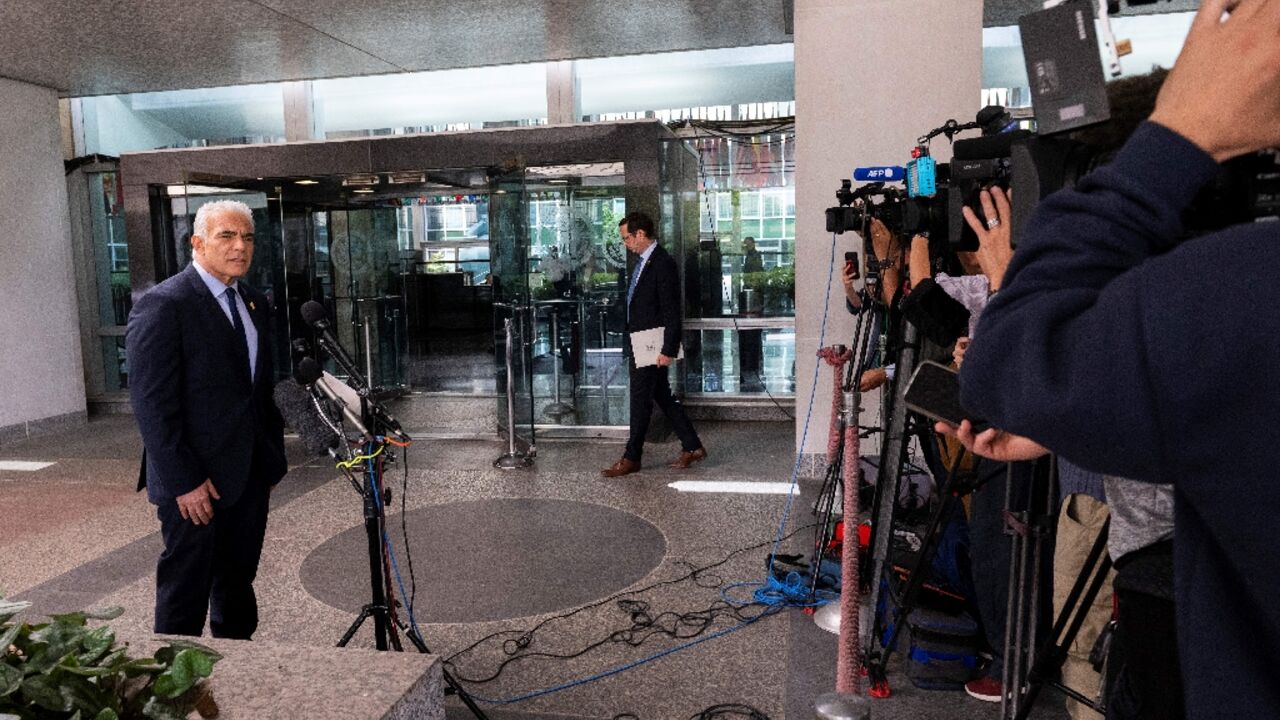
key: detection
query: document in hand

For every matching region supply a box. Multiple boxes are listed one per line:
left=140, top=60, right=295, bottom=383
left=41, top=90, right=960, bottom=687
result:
left=630, top=327, right=683, bottom=368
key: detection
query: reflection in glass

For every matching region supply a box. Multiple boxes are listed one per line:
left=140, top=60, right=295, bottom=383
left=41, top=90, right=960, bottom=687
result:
left=100, top=336, right=128, bottom=392
left=88, top=172, right=131, bottom=327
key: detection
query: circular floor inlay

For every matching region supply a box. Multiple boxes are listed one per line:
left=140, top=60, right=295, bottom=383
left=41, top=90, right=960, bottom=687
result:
left=300, top=498, right=666, bottom=623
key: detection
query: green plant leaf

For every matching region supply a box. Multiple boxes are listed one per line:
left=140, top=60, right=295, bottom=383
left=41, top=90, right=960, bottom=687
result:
left=141, top=695, right=187, bottom=720
left=117, top=658, right=165, bottom=676
left=94, top=708, right=121, bottom=720
left=155, top=640, right=222, bottom=664
left=58, top=672, right=111, bottom=715
left=150, top=650, right=212, bottom=699
left=48, top=612, right=88, bottom=627
left=76, top=626, right=115, bottom=666
left=0, top=600, right=31, bottom=625
left=21, top=672, right=71, bottom=711
left=0, top=662, right=22, bottom=696
left=0, top=621, right=22, bottom=651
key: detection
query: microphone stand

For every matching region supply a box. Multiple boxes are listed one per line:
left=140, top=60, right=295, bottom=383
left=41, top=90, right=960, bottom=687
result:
left=311, top=323, right=490, bottom=720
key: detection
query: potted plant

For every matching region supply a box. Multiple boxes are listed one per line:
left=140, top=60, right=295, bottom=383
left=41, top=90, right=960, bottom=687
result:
left=1, top=595, right=222, bottom=719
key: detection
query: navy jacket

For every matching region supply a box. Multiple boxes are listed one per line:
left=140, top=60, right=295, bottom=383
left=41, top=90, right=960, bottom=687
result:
left=127, top=264, right=287, bottom=507
left=961, top=122, right=1280, bottom=718
left=626, top=243, right=683, bottom=358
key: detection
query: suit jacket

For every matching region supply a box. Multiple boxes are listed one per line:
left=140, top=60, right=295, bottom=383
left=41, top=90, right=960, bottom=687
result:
left=127, top=264, right=287, bottom=506
left=625, top=243, right=683, bottom=358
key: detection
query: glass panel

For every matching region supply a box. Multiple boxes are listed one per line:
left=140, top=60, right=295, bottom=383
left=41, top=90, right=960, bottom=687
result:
left=663, top=128, right=796, bottom=396
left=100, top=336, right=128, bottom=392
left=326, top=207, right=405, bottom=391
left=315, top=64, right=548, bottom=138
left=522, top=169, right=629, bottom=429
left=578, top=44, right=794, bottom=121
left=79, top=84, right=285, bottom=155
left=87, top=171, right=131, bottom=327
left=682, top=325, right=795, bottom=395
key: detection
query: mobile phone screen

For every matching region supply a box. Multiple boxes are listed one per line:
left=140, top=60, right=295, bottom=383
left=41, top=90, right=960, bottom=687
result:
left=904, top=361, right=989, bottom=432
left=844, top=251, right=859, bottom=279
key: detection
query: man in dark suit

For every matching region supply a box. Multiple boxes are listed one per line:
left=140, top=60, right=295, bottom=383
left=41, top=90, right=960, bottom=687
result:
left=602, top=212, right=706, bottom=477
left=127, top=199, right=287, bottom=638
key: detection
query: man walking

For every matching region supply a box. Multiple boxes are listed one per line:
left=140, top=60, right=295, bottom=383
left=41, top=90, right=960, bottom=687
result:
left=602, top=211, right=706, bottom=477
left=128, top=199, right=287, bottom=638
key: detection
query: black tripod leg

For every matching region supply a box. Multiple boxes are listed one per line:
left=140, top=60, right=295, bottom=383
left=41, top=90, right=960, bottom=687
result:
left=338, top=605, right=376, bottom=648
left=866, top=447, right=968, bottom=681
left=1014, top=517, right=1113, bottom=720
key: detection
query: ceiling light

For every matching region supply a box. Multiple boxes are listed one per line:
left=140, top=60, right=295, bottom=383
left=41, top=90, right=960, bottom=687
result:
left=352, top=188, right=375, bottom=194
left=548, top=179, right=569, bottom=184
left=295, top=179, right=319, bottom=185
left=387, top=172, right=427, bottom=185
left=342, top=174, right=380, bottom=187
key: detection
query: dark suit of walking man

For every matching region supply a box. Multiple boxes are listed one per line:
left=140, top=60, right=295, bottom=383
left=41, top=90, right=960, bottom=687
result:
left=602, top=212, right=706, bottom=477
left=128, top=199, right=287, bottom=638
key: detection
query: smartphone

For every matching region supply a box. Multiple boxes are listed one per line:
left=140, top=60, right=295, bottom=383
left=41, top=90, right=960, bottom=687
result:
left=904, top=360, right=989, bottom=432
left=844, top=251, right=859, bottom=279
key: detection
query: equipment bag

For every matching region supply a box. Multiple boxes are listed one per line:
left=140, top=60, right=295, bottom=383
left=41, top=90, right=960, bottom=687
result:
left=878, top=578, right=982, bottom=691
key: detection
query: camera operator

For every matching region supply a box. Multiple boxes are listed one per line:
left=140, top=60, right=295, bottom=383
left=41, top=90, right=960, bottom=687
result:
left=955, top=2, right=1280, bottom=717
left=842, top=217, right=901, bottom=392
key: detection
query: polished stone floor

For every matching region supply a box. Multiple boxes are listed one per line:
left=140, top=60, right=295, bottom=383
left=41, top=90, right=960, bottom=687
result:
left=0, top=414, right=1068, bottom=720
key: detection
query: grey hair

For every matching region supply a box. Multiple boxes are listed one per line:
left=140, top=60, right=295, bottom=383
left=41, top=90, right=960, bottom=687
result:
left=193, top=199, right=254, bottom=239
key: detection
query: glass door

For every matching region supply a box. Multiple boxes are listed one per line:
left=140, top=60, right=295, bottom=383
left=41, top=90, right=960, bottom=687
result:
left=489, top=170, right=537, bottom=449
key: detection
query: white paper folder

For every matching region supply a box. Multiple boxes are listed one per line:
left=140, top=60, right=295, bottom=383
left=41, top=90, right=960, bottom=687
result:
left=630, top=327, right=683, bottom=368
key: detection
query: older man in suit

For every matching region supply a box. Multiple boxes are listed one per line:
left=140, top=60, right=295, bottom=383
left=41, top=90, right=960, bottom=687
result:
left=127, top=199, right=287, bottom=638
left=602, top=211, right=706, bottom=478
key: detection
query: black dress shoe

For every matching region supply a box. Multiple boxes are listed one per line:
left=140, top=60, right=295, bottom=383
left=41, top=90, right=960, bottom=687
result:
left=601, top=458, right=641, bottom=477
left=669, top=447, right=708, bottom=469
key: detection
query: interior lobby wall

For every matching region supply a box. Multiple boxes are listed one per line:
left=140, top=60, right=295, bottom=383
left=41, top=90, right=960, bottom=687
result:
left=0, top=77, right=88, bottom=441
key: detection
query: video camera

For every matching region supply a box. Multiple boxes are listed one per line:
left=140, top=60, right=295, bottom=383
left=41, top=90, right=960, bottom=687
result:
left=827, top=0, right=1279, bottom=256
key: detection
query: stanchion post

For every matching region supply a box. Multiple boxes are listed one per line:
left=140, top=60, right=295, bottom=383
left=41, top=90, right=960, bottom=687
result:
left=495, top=316, right=533, bottom=470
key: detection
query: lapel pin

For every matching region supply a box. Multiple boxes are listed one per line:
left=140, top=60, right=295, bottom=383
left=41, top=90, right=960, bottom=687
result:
left=249, top=301, right=256, bottom=311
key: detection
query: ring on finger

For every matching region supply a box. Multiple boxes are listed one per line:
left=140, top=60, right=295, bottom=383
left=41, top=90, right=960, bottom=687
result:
left=986, top=218, right=1001, bottom=230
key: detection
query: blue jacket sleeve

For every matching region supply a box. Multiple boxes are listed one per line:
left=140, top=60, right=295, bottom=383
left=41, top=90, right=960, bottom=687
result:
left=959, top=122, right=1223, bottom=480
left=127, top=289, right=204, bottom=497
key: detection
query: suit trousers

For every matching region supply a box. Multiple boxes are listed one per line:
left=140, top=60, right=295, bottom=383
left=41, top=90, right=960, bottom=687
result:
left=154, top=474, right=271, bottom=639
left=624, top=363, right=701, bottom=462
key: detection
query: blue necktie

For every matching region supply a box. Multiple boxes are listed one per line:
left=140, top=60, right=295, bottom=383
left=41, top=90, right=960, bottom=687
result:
left=626, top=259, right=644, bottom=314
left=225, top=288, right=250, bottom=374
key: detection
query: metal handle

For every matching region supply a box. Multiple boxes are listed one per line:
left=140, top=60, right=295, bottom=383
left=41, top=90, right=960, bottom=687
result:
left=494, top=317, right=533, bottom=470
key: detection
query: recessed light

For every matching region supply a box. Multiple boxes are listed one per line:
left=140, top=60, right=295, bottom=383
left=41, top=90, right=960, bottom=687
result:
left=353, top=188, right=375, bottom=194
left=295, top=179, right=319, bottom=185
left=548, top=179, right=569, bottom=184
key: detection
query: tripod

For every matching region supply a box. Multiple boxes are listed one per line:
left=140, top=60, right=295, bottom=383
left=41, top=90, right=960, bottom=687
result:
left=303, top=302, right=491, bottom=720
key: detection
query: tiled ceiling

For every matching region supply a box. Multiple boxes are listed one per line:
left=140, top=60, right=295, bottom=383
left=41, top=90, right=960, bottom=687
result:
left=0, top=0, right=1199, bottom=98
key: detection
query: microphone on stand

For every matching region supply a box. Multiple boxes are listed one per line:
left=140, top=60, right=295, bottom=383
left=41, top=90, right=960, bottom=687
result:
left=273, top=364, right=342, bottom=457
left=298, top=300, right=410, bottom=442
left=298, top=357, right=373, bottom=441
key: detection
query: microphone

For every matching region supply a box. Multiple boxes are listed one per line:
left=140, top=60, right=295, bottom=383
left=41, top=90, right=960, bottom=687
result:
left=298, top=357, right=372, bottom=440
left=273, top=370, right=341, bottom=457
left=300, top=300, right=366, bottom=391
left=853, top=166, right=906, bottom=182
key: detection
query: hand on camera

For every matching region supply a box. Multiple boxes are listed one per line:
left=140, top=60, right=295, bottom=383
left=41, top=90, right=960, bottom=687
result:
left=868, top=218, right=899, bottom=266
left=961, top=186, right=1014, bottom=290
left=934, top=420, right=1049, bottom=462
left=1149, top=0, right=1280, bottom=162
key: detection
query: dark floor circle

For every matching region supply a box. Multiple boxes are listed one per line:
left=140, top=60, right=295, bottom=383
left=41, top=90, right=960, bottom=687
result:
left=300, top=498, right=667, bottom=623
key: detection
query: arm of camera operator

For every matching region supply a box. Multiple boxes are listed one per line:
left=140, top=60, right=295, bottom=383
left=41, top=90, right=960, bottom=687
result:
left=959, top=0, right=1280, bottom=480
left=907, top=234, right=931, bottom=288
left=842, top=265, right=863, bottom=311
left=962, top=187, right=1014, bottom=292
left=868, top=218, right=902, bottom=305
left=859, top=367, right=888, bottom=392
left=934, top=420, right=1050, bottom=463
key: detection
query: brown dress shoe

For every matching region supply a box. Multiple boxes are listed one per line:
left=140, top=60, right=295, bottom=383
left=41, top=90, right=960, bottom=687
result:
left=601, top=458, right=641, bottom=477
left=669, top=447, right=707, bottom=469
